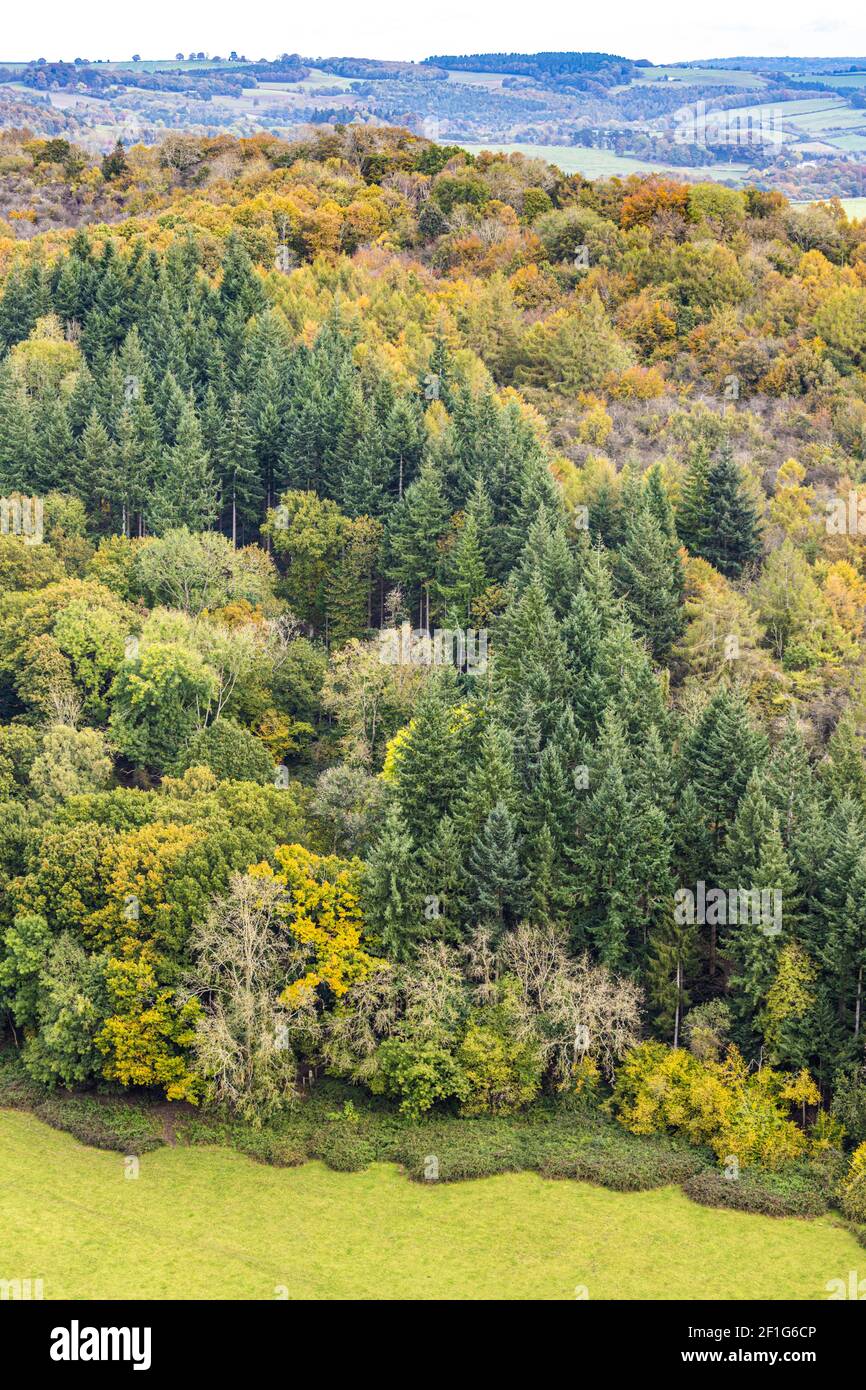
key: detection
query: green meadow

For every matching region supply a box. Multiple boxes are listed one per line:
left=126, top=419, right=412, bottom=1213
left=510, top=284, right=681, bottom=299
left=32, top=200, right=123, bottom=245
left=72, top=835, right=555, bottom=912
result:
left=1, top=1109, right=860, bottom=1301
left=459, top=143, right=751, bottom=183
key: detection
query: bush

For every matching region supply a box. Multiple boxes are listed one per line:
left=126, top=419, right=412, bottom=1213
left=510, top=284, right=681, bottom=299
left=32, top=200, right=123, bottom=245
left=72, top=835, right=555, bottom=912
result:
left=457, top=983, right=542, bottom=1117
left=540, top=1134, right=706, bottom=1192
left=683, top=1167, right=828, bottom=1219
left=32, top=1094, right=165, bottom=1152
left=612, top=1041, right=813, bottom=1171
left=394, top=1120, right=526, bottom=1183
left=840, top=1142, right=866, bottom=1222
left=311, top=1124, right=378, bottom=1172
left=372, top=1035, right=468, bottom=1120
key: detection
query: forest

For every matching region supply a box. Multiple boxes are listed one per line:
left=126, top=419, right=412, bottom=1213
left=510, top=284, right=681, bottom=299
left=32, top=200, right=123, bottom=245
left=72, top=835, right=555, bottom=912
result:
left=2, top=123, right=866, bottom=1226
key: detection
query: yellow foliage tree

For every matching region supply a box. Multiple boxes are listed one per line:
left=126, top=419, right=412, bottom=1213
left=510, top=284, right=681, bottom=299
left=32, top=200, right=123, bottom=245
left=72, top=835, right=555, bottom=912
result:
left=252, top=844, right=386, bottom=1006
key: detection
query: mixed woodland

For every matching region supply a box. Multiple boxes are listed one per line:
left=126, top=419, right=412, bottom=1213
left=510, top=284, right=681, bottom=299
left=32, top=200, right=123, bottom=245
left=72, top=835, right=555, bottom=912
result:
left=3, top=125, right=866, bottom=1216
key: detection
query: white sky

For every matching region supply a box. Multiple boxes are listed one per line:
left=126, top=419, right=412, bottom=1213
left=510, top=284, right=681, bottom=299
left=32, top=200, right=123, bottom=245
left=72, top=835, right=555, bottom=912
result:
left=1, top=0, right=864, bottom=65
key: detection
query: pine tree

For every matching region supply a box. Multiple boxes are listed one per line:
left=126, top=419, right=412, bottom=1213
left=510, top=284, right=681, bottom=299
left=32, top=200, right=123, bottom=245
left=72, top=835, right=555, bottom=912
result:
left=464, top=802, right=521, bottom=939
left=719, top=770, right=772, bottom=885
left=644, top=462, right=678, bottom=540
left=698, top=442, right=762, bottom=578
left=522, top=821, right=574, bottom=929
left=215, top=392, right=262, bottom=545
left=648, top=915, right=699, bottom=1047
left=438, top=508, right=488, bottom=625
left=150, top=399, right=217, bottom=534
left=571, top=723, right=672, bottom=971
left=764, top=718, right=815, bottom=843
left=682, top=689, right=768, bottom=854
left=78, top=407, right=117, bottom=514
left=363, top=801, right=422, bottom=961
left=218, top=234, right=266, bottom=321
left=495, top=573, right=571, bottom=739
left=453, top=722, right=517, bottom=849
left=387, top=457, right=451, bottom=627
left=821, top=714, right=866, bottom=808
left=32, top=394, right=74, bottom=494
left=419, top=814, right=466, bottom=942
left=728, top=811, right=800, bottom=1037
left=394, top=675, right=464, bottom=845
left=670, top=782, right=713, bottom=891
left=815, top=806, right=866, bottom=1050
left=675, top=441, right=711, bottom=556
left=615, top=504, right=685, bottom=659
left=154, top=370, right=187, bottom=446
left=0, top=379, right=35, bottom=491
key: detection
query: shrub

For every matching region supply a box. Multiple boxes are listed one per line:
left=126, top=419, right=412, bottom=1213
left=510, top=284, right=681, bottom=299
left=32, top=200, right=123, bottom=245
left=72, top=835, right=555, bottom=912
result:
left=612, top=1041, right=813, bottom=1171
left=457, top=982, right=542, bottom=1117
left=841, top=1142, right=866, bottom=1223
left=683, top=1167, right=828, bottom=1219
left=32, top=1094, right=165, bottom=1153
left=540, top=1134, right=706, bottom=1192
left=372, top=1035, right=468, bottom=1120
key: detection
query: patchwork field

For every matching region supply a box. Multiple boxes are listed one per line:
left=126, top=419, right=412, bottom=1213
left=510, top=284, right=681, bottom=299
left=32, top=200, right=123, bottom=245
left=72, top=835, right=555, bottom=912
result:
left=1, top=1110, right=860, bottom=1301
left=460, top=142, right=751, bottom=183
left=630, top=66, right=769, bottom=88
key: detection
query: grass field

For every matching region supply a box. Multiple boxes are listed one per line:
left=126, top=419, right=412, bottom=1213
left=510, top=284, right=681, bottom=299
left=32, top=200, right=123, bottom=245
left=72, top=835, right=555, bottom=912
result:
left=460, top=143, right=751, bottom=184
left=829, top=132, right=866, bottom=151
left=1, top=1109, right=860, bottom=1301
left=632, top=66, right=768, bottom=88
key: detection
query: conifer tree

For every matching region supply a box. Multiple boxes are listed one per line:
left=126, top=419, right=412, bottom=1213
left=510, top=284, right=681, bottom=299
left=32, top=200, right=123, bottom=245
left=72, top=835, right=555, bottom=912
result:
left=694, top=442, right=762, bottom=578
left=438, top=508, right=488, bottom=624
left=150, top=399, right=217, bottom=534
left=78, top=407, right=117, bottom=513
left=615, top=504, right=685, bottom=659
left=821, top=714, right=866, bottom=809
left=648, top=915, right=699, bottom=1047
left=394, top=675, right=463, bottom=845
left=387, top=457, right=451, bottom=627
left=464, top=802, right=521, bottom=939
left=363, top=801, right=422, bottom=961
left=675, top=441, right=711, bottom=556
left=418, top=814, right=466, bottom=942
left=215, top=392, right=262, bottom=545
left=32, top=395, right=74, bottom=495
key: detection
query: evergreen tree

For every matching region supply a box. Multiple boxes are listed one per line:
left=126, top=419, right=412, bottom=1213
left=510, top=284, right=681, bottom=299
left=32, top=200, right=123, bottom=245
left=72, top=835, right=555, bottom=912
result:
left=675, top=441, right=711, bottom=557
left=150, top=399, right=217, bottom=534
left=363, top=802, right=422, bottom=961
left=418, top=814, right=466, bottom=943
left=438, top=508, right=488, bottom=624
left=387, top=457, right=451, bottom=627
left=464, top=802, right=521, bottom=939
left=78, top=407, right=117, bottom=513
left=394, top=675, right=464, bottom=845
left=648, top=915, right=699, bottom=1047
left=689, top=442, right=762, bottom=579
left=615, top=504, right=685, bottom=659
left=214, top=392, right=262, bottom=544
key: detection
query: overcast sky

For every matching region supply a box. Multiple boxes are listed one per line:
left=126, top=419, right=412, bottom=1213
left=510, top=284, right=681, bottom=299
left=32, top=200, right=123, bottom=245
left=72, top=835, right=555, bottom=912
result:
left=2, top=0, right=865, bottom=65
